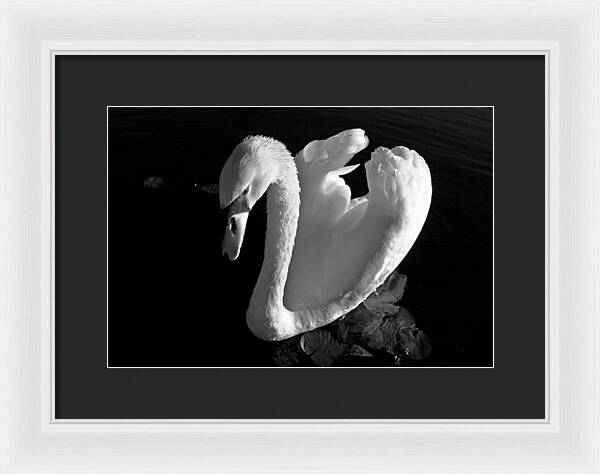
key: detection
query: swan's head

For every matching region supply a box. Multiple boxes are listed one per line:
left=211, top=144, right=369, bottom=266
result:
left=219, top=136, right=285, bottom=261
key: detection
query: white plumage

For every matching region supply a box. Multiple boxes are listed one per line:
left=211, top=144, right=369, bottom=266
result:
left=219, top=129, right=432, bottom=341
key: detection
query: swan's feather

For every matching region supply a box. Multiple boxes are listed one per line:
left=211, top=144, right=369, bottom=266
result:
left=283, top=129, right=432, bottom=316
left=294, top=128, right=368, bottom=227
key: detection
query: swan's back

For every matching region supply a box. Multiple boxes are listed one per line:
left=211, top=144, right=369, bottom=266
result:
left=283, top=129, right=432, bottom=313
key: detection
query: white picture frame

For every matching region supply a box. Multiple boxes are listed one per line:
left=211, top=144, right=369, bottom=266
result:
left=0, top=0, right=598, bottom=472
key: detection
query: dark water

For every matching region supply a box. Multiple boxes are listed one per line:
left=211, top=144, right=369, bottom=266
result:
left=108, top=107, right=493, bottom=367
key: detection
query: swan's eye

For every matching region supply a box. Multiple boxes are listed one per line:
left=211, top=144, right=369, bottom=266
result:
left=230, top=217, right=237, bottom=234
left=242, top=187, right=249, bottom=196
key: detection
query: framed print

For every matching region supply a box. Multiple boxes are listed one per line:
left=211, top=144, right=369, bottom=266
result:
left=1, top=1, right=599, bottom=473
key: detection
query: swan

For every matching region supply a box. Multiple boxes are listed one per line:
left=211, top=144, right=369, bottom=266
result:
left=219, top=129, right=432, bottom=341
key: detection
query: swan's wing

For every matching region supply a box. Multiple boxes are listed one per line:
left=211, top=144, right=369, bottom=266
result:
left=285, top=130, right=432, bottom=317
left=294, top=128, right=369, bottom=227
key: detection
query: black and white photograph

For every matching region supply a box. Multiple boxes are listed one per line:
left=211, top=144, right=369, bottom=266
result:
left=8, top=0, right=600, bottom=468
left=107, top=106, right=493, bottom=368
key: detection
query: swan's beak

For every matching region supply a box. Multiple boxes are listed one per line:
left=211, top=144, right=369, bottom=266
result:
left=222, top=212, right=249, bottom=261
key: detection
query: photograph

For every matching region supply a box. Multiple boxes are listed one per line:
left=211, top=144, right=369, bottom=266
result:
left=5, top=0, right=598, bottom=469
left=107, top=106, right=493, bottom=368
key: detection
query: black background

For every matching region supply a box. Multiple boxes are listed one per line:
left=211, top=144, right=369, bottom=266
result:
left=56, top=56, right=545, bottom=419
left=108, top=106, right=493, bottom=368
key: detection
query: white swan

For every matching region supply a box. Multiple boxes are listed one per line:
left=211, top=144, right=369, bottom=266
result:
left=219, top=129, right=432, bottom=341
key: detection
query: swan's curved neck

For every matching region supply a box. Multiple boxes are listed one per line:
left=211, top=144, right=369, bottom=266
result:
left=247, top=156, right=301, bottom=339
left=246, top=149, right=356, bottom=341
